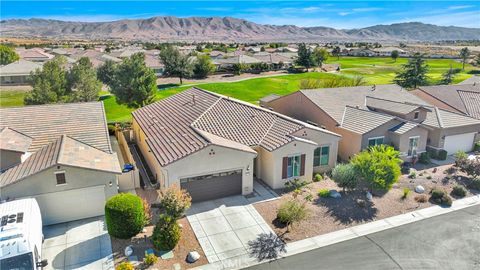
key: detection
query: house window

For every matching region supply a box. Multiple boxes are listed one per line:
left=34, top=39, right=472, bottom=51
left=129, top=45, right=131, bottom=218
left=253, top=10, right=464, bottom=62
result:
left=408, top=137, right=419, bottom=156
left=368, top=137, right=384, bottom=147
left=414, top=111, right=419, bottom=120
left=287, top=155, right=301, bottom=178
left=55, top=172, right=66, bottom=185
left=314, top=146, right=330, bottom=166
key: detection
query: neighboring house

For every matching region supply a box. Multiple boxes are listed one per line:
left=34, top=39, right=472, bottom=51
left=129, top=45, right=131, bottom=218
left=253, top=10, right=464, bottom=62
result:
left=0, top=60, right=43, bottom=85
left=213, top=55, right=262, bottom=69
left=209, top=50, right=227, bottom=59
left=458, top=75, right=480, bottom=85
left=345, top=48, right=377, bottom=57
left=263, top=84, right=480, bottom=161
left=70, top=50, right=122, bottom=68
left=411, top=84, right=480, bottom=119
left=16, top=48, right=54, bottom=62
left=144, top=53, right=164, bottom=76
left=252, top=53, right=293, bottom=69
left=372, top=47, right=407, bottom=57
left=132, top=88, right=340, bottom=201
left=0, top=102, right=121, bottom=225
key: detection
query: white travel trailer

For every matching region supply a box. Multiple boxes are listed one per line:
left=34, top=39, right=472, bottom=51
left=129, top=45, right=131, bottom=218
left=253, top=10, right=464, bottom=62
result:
left=0, top=198, right=47, bottom=269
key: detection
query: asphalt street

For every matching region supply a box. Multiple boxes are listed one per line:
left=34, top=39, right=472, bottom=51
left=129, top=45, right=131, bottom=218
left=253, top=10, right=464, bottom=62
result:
left=244, top=204, right=480, bottom=270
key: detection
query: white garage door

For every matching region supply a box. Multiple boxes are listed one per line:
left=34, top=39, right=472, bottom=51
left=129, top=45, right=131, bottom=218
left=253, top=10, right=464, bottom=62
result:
left=32, top=185, right=106, bottom=225
left=443, top=133, right=475, bottom=155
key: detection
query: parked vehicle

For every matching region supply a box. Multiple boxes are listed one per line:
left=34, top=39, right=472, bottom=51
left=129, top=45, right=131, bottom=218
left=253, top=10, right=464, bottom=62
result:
left=0, top=199, right=48, bottom=269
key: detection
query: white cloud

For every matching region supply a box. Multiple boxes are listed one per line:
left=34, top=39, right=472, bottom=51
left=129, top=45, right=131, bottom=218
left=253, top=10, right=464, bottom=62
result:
left=448, top=5, right=474, bottom=10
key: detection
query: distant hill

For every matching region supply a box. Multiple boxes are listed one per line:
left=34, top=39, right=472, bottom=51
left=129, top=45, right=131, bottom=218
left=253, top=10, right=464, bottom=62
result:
left=1, top=17, right=479, bottom=42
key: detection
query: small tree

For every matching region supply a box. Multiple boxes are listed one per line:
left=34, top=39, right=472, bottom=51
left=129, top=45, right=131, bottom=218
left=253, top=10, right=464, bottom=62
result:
left=105, top=193, right=146, bottom=239
left=0, top=44, right=19, bottom=65
left=440, top=65, right=456, bottom=85
left=391, top=50, right=399, bottom=62
left=193, top=54, right=215, bottom=79
left=351, top=145, right=402, bottom=191
left=110, top=53, right=157, bottom=108
left=459, top=47, right=470, bottom=70
left=312, top=47, right=329, bottom=69
left=232, top=63, right=249, bottom=75
left=159, top=46, right=193, bottom=84
left=331, top=163, right=358, bottom=192
left=394, top=53, right=429, bottom=89
left=66, top=57, right=101, bottom=102
left=24, top=56, right=68, bottom=105
left=157, top=184, right=192, bottom=219
left=332, top=46, right=341, bottom=60
left=152, top=215, right=181, bottom=251
left=276, top=199, right=308, bottom=231
left=97, top=60, right=117, bottom=85
left=296, top=43, right=314, bottom=71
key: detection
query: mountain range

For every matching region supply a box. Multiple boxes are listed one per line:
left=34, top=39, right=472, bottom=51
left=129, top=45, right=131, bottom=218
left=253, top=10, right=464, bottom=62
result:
left=1, top=16, right=479, bottom=42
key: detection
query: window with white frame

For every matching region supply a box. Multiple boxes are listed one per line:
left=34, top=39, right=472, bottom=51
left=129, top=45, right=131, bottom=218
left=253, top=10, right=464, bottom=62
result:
left=314, top=146, right=330, bottom=166
left=368, top=136, right=384, bottom=147
left=287, top=155, right=301, bottom=178
left=408, top=136, right=419, bottom=156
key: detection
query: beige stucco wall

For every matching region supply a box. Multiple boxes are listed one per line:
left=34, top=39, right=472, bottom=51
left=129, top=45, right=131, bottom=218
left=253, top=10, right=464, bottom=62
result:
left=0, top=150, right=23, bottom=171
left=390, top=127, right=429, bottom=159
left=164, top=145, right=256, bottom=195
left=360, top=120, right=400, bottom=150
left=1, top=165, right=118, bottom=200
left=335, top=128, right=362, bottom=161
left=428, top=125, right=480, bottom=149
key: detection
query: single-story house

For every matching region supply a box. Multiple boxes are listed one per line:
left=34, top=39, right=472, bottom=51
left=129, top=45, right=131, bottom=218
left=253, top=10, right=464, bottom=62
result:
left=411, top=84, right=480, bottom=119
left=372, top=47, right=407, bottom=57
left=263, top=84, right=480, bottom=161
left=0, top=60, right=43, bottom=85
left=252, top=53, right=293, bottom=69
left=132, top=87, right=341, bottom=202
left=16, top=48, right=54, bottom=62
left=0, top=102, right=121, bottom=225
left=213, top=55, right=262, bottom=69
left=144, top=53, right=164, bottom=76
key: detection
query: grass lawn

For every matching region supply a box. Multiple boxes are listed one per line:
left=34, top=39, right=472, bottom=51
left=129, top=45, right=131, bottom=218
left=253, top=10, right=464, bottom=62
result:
left=1, top=57, right=477, bottom=123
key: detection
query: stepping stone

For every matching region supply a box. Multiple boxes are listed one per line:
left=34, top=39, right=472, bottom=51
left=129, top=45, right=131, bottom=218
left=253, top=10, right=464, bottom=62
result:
left=173, top=263, right=182, bottom=270
left=159, top=250, right=174, bottom=260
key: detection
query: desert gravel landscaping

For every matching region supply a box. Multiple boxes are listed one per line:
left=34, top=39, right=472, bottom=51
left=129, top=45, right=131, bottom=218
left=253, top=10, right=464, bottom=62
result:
left=255, top=163, right=479, bottom=242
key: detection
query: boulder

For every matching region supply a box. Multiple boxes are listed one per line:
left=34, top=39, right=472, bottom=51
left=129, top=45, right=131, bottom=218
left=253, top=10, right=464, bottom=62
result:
left=415, top=185, right=425, bottom=194
left=187, top=251, right=200, bottom=263
left=366, top=191, right=373, bottom=201
left=329, top=190, right=341, bottom=198
left=124, top=245, right=133, bottom=257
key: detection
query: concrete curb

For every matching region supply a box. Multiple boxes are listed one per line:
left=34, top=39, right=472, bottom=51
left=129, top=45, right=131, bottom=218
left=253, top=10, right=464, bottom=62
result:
left=190, top=194, right=480, bottom=270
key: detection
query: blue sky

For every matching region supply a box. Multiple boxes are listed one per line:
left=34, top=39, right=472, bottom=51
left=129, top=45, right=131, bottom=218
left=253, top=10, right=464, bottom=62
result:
left=1, top=1, right=479, bottom=29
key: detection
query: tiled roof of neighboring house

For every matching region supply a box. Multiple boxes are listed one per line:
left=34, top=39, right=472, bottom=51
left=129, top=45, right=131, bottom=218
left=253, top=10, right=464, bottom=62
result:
left=133, top=87, right=339, bottom=166
left=214, top=55, right=261, bottom=65
left=389, top=122, right=420, bottom=135
left=0, top=135, right=120, bottom=188
left=459, top=75, right=480, bottom=85
left=340, top=106, right=396, bottom=134
left=259, top=94, right=281, bottom=104
left=144, top=54, right=163, bottom=68
left=252, top=53, right=292, bottom=64
left=299, top=84, right=428, bottom=124
left=0, top=127, right=33, bottom=153
left=413, top=84, right=480, bottom=115
left=0, top=102, right=112, bottom=153
left=365, top=96, right=431, bottom=115
left=0, top=60, right=43, bottom=76
left=423, top=106, right=480, bottom=129
left=458, top=91, right=480, bottom=119
left=16, top=48, right=54, bottom=60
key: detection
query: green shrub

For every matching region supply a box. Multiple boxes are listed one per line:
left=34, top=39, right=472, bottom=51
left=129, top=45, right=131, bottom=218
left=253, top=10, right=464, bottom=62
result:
left=284, top=178, right=310, bottom=192
left=469, top=178, right=480, bottom=190
left=331, top=163, right=358, bottom=191
left=116, top=261, right=134, bottom=270
left=408, top=170, right=416, bottom=179
left=418, top=152, right=430, bottom=164
left=427, top=148, right=437, bottom=160
left=451, top=185, right=466, bottom=198
left=277, top=199, right=308, bottom=229
left=105, top=193, right=145, bottom=239
left=159, top=185, right=192, bottom=219
left=402, top=188, right=410, bottom=199
left=143, top=253, right=158, bottom=266
left=430, top=188, right=452, bottom=207
left=152, top=215, right=181, bottom=251
left=426, top=175, right=432, bottom=180
left=313, top=173, right=323, bottom=182
left=318, top=189, right=330, bottom=198
left=437, top=150, right=448, bottom=161
left=474, top=141, right=480, bottom=152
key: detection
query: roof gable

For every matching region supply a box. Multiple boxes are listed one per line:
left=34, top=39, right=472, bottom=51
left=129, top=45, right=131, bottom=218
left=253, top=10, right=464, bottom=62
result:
left=0, top=127, right=33, bottom=153
left=340, top=106, right=396, bottom=134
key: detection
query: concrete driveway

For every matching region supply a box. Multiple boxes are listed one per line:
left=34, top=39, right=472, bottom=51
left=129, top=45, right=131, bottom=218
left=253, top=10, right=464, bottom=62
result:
left=42, top=216, right=114, bottom=270
left=187, top=194, right=275, bottom=263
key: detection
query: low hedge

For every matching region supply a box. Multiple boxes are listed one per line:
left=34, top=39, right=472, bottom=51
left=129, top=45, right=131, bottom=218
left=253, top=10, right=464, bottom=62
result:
left=105, top=193, right=146, bottom=239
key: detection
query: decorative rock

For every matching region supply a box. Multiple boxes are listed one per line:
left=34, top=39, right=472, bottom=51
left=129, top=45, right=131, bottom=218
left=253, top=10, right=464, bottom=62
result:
left=178, top=223, right=184, bottom=229
left=187, top=251, right=200, bottom=263
left=366, top=191, right=373, bottom=201
left=415, top=185, right=425, bottom=194
left=142, top=228, right=147, bottom=233
left=124, top=245, right=133, bottom=257
left=329, top=190, right=341, bottom=198
left=173, top=263, right=182, bottom=270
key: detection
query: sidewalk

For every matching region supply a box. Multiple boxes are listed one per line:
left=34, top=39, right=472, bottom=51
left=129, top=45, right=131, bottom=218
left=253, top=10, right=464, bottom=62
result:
left=191, top=194, right=480, bottom=270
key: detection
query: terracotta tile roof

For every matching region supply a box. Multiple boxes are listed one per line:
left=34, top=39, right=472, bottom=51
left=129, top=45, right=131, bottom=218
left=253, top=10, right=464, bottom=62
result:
left=0, top=135, right=120, bottom=188
left=458, top=75, right=480, bottom=85
left=133, top=87, right=339, bottom=166
left=365, top=96, right=431, bottom=115
left=0, top=102, right=112, bottom=153
left=415, top=84, right=480, bottom=115
left=16, top=48, right=53, bottom=60
left=389, top=122, right=420, bottom=135
left=0, top=60, right=43, bottom=76
left=458, top=91, right=480, bottom=119
left=340, top=106, right=396, bottom=134
left=423, top=106, right=480, bottom=129
left=0, top=127, right=33, bottom=153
